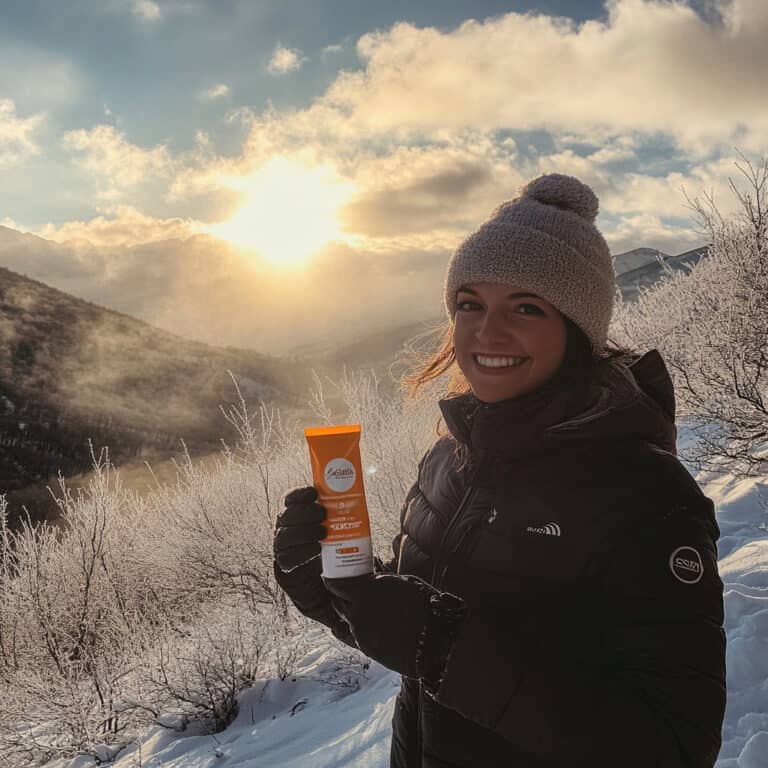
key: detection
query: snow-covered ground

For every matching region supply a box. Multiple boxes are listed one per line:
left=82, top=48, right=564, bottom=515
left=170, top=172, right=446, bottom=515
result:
left=46, top=638, right=401, bottom=768
left=47, top=441, right=768, bottom=768
left=700, top=469, right=768, bottom=767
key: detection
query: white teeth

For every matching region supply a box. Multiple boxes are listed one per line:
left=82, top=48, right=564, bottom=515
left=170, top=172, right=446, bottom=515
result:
left=475, top=355, right=527, bottom=368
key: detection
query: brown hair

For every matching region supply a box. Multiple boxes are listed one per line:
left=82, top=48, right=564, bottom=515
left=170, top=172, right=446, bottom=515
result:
left=397, top=316, right=636, bottom=468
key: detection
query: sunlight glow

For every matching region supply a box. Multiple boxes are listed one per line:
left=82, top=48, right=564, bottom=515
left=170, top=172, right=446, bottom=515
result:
left=209, top=157, right=355, bottom=267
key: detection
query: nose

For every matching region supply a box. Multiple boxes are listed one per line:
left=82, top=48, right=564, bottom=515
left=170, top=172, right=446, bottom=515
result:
left=475, top=306, right=515, bottom=346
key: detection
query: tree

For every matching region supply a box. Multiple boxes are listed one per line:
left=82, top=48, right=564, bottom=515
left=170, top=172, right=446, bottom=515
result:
left=613, top=151, right=768, bottom=477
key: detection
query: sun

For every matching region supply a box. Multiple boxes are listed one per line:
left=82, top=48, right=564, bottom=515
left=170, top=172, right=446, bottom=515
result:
left=209, top=157, right=354, bottom=267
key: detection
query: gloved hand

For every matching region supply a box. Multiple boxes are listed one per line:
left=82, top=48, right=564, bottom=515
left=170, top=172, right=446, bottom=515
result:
left=273, top=486, right=353, bottom=644
left=323, top=572, right=467, bottom=689
left=274, top=485, right=327, bottom=572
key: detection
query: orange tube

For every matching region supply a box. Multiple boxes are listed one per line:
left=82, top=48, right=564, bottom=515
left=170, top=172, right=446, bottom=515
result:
left=304, top=424, right=373, bottom=578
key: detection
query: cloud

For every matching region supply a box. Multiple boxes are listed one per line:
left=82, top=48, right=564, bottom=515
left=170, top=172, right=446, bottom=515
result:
left=37, top=206, right=203, bottom=247
left=133, top=0, right=161, bottom=20
left=604, top=213, right=702, bottom=257
left=321, top=43, right=344, bottom=58
left=316, top=0, right=768, bottom=153
left=0, top=99, right=45, bottom=166
left=62, top=124, right=171, bottom=197
left=267, top=45, right=306, bottom=75
left=47, top=0, right=768, bottom=291
left=0, top=221, right=447, bottom=355
left=100, top=0, right=201, bottom=22
left=199, top=83, right=230, bottom=101
left=527, top=144, right=751, bottom=251
left=338, top=144, right=508, bottom=237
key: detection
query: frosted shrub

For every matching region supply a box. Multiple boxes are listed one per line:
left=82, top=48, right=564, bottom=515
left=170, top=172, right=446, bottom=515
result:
left=612, top=153, right=768, bottom=478
left=132, top=604, right=271, bottom=733
left=0, top=350, right=441, bottom=764
left=0, top=452, right=158, bottom=763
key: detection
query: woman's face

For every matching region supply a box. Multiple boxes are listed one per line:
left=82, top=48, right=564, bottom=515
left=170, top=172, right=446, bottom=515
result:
left=452, top=281, right=568, bottom=403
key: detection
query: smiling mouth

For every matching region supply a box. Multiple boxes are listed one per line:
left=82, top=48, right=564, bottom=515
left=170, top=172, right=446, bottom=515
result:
left=472, top=354, right=529, bottom=370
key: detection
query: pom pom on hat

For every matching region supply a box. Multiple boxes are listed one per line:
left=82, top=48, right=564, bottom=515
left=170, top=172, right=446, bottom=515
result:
left=522, top=173, right=599, bottom=223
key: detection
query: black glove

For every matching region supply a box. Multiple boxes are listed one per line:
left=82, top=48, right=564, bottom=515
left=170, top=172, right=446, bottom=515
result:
left=273, top=486, right=354, bottom=644
left=323, top=572, right=467, bottom=689
left=274, top=486, right=327, bottom=572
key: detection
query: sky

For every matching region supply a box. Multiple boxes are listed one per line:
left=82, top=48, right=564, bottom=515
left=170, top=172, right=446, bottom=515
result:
left=1, top=0, right=767, bottom=352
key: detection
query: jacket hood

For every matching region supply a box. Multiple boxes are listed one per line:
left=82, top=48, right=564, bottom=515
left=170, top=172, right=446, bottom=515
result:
left=438, top=348, right=678, bottom=460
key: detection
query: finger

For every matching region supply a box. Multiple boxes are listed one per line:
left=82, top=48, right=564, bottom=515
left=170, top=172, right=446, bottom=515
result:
left=276, top=542, right=321, bottom=572
left=278, top=502, right=326, bottom=527
left=284, top=486, right=317, bottom=506
left=323, top=572, right=371, bottom=604
left=274, top=524, right=327, bottom=552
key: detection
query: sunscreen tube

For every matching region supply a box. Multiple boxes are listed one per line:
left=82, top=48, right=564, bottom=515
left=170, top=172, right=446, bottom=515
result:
left=304, top=424, right=374, bottom=578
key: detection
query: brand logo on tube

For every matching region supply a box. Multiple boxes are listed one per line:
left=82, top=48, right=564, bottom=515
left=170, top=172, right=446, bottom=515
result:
left=324, top=458, right=356, bottom=492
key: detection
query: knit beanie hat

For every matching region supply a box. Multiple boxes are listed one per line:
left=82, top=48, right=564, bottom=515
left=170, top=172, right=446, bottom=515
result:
left=443, top=173, right=615, bottom=356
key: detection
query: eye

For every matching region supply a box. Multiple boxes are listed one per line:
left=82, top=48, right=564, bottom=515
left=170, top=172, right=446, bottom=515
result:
left=456, top=299, right=544, bottom=315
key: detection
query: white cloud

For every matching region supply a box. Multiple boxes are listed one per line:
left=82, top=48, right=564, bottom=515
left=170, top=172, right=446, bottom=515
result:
left=101, top=0, right=200, bottom=21
left=321, top=43, right=344, bottom=58
left=315, top=0, right=768, bottom=153
left=74, top=0, right=768, bottom=269
left=0, top=99, right=45, bottom=167
left=604, top=212, right=702, bottom=256
left=133, top=0, right=161, bottom=20
left=37, top=205, right=203, bottom=247
left=267, top=45, right=306, bottom=75
left=199, top=83, right=230, bottom=101
left=62, top=124, right=171, bottom=197
left=0, top=226, right=448, bottom=354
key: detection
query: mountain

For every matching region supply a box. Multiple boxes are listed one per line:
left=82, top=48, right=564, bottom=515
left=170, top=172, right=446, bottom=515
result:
left=614, top=246, right=709, bottom=302
left=0, top=266, right=313, bottom=524
left=613, top=247, right=673, bottom=275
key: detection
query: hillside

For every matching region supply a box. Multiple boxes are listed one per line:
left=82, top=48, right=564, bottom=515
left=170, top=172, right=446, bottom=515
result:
left=0, top=241, right=709, bottom=524
left=0, top=266, right=311, bottom=523
left=614, top=246, right=709, bottom=301
left=299, top=316, right=445, bottom=392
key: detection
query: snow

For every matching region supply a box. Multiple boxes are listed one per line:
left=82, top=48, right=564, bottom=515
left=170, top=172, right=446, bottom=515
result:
left=694, top=461, right=768, bottom=766
left=46, top=636, right=400, bottom=768
left=47, top=426, right=768, bottom=768
left=613, top=247, right=671, bottom=276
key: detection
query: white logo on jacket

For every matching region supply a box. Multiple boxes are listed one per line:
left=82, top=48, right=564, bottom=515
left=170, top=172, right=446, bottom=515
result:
left=526, top=523, right=561, bottom=537
left=669, top=546, right=704, bottom=584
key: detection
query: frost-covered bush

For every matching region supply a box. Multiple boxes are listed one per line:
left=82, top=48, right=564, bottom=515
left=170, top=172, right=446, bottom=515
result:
left=125, top=604, right=282, bottom=733
left=0, top=364, right=436, bottom=766
left=612, top=153, right=768, bottom=478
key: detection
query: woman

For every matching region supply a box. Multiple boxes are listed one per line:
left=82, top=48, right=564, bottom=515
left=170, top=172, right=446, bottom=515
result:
left=273, top=174, right=726, bottom=767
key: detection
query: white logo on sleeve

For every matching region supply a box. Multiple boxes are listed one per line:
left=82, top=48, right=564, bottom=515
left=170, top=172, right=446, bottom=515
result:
left=669, top=546, right=704, bottom=584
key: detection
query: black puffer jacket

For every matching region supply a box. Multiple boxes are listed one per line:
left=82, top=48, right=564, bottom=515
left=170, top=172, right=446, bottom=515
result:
left=385, top=350, right=726, bottom=767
